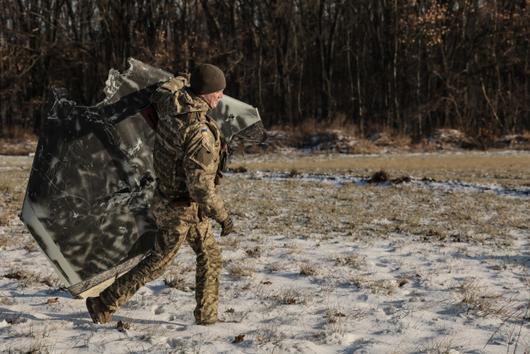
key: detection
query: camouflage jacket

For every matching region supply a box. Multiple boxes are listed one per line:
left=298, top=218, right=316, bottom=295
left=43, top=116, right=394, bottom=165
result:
left=151, top=77, right=228, bottom=223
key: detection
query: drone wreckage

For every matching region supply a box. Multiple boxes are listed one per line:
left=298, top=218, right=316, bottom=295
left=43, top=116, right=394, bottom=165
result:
left=20, top=58, right=265, bottom=298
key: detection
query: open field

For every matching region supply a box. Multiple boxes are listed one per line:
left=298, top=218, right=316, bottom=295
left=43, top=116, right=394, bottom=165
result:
left=0, top=156, right=31, bottom=227
left=1, top=152, right=529, bottom=353
left=231, top=150, right=530, bottom=187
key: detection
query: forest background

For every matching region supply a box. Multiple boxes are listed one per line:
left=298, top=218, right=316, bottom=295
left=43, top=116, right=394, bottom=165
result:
left=1, top=0, right=529, bottom=141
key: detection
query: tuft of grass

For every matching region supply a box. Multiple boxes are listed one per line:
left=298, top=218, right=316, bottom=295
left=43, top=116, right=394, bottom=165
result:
left=458, top=279, right=508, bottom=318
left=10, top=324, right=53, bottom=354
left=418, top=339, right=453, bottom=354
left=0, top=233, right=9, bottom=249
left=163, top=274, right=192, bottom=292
left=254, top=324, right=286, bottom=344
left=367, top=279, right=397, bottom=295
left=219, top=236, right=240, bottom=250
left=334, top=254, right=366, bottom=269
left=299, top=263, right=319, bottom=277
left=348, top=275, right=396, bottom=295
left=23, top=241, right=39, bottom=253
left=349, top=306, right=370, bottom=321
left=347, top=274, right=368, bottom=289
left=245, top=246, right=262, bottom=258
left=265, top=262, right=284, bottom=273
left=415, top=337, right=458, bottom=354
left=227, top=263, right=254, bottom=278
left=272, top=288, right=306, bottom=305
left=325, top=308, right=346, bottom=324
left=0, top=296, right=15, bottom=305
left=23, top=339, right=52, bottom=354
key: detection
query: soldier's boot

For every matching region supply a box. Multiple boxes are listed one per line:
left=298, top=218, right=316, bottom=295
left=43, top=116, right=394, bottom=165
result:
left=86, top=297, right=113, bottom=324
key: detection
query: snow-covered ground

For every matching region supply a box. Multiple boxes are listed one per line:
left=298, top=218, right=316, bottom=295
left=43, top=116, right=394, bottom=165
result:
left=1, top=153, right=529, bottom=353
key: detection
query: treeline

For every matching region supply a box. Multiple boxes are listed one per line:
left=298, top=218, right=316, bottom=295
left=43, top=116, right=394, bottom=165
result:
left=1, top=0, right=529, bottom=138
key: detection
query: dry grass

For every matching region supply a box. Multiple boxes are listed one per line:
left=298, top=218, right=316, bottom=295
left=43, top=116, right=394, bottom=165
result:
left=415, top=337, right=457, bottom=354
left=0, top=233, right=8, bottom=249
left=224, top=173, right=528, bottom=250
left=18, top=338, right=52, bottom=354
left=0, top=296, right=15, bottom=305
left=265, top=262, right=285, bottom=273
left=334, top=254, right=366, bottom=269
left=8, top=324, right=55, bottom=354
left=0, top=185, right=23, bottom=226
left=0, top=156, right=32, bottom=226
left=245, top=246, right=262, bottom=258
left=2, top=268, right=61, bottom=288
left=324, top=307, right=346, bottom=324
left=366, top=279, right=397, bottom=295
left=227, top=262, right=255, bottom=278
left=0, top=130, right=37, bottom=156
left=254, top=324, right=286, bottom=345
left=163, top=274, right=193, bottom=292
left=299, top=263, right=319, bottom=277
left=230, top=152, right=530, bottom=187
left=22, top=241, right=39, bottom=253
left=218, top=236, right=240, bottom=250
left=272, top=288, right=307, bottom=305
left=458, top=279, right=513, bottom=318
left=0, top=152, right=528, bottom=353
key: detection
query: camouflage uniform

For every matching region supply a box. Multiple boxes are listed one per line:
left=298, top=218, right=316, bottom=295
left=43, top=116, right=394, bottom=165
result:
left=99, top=77, right=228, bottom=324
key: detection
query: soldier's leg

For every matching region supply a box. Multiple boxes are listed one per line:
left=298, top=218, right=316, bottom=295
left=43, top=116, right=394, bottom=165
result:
left=99, top=203, right=195, bottom=312
left=187, top=220, right=222, bottom=324
left=98, top=232, right=187, bottom=311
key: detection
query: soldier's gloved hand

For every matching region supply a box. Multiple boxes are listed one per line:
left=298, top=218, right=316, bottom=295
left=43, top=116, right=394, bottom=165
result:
left=220, top=216, right=234, bottom=236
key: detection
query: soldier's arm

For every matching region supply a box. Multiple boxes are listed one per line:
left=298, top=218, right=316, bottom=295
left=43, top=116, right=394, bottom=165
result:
left=183, top=121, right=229, bottom=223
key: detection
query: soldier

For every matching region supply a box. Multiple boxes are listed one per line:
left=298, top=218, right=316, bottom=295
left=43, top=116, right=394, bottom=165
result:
left=86, top=63, right=234, bottom=325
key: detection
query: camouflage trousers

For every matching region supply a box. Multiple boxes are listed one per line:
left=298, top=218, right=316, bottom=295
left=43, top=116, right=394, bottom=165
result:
left=99, top=196, right=222, bottom=324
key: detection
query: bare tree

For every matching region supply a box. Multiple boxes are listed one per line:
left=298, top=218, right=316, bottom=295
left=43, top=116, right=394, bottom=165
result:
left=1, top=0, right=528, bottom=138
